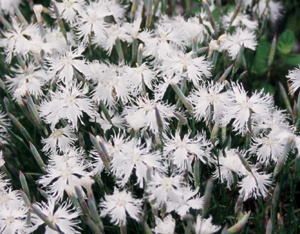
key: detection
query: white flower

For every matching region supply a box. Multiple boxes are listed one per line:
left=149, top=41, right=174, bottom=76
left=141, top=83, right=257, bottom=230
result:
left=89, top=149, right=105, bottom=175
left=208, top=39, right=220, bottom=56
left=184, top=17, right=212, bottom=46
left=287, top=66, right=300, bottom=93
left=152, top=214, right=175, bottom=234
left=0, top=201, right=38, bottom=234
left=189, top=81, right=227, bottom=122
left=100, top=188, right=142, bottom=226
left=212, top=148, right=247, bottom=189
left=0, top=20, right=39, bottom=63
left=221, top=82, right=273, bottom=135
left=124, top=97, right=175, bottom=134
left=90, top=62, right=132, bottom=107
left=99, top=0, right=127, bottom=24
left=121, top=17, right=144, bottom=43
left=147, top=173, right=184, bottom=207
left=41, top=125, right=77, bottom=153
left=46, top=44, right=88, bottom=85
left=124, top=63, right=156, bottom=92
left=194, top=215, right=220, bottom=234
left=125, top=111, right=147, bottom=132
left=239, top=167, right=272, bottom=201
left=164, top=131, right=212, bottom=171
left=249, top=133, right=285, bottom=165
left=93, top=23, right=131, bottom=55
left=222, top=12, right=258, bottom=30
left=40, top=82, right=95, bottom=130
left=251, top=108, right=291, bottom=136
left=161, top=51, right=212, bottom=87
left=111, top=139, right=162, bottom=188
left=0, top=187, right=21, bottom=208
left=45, top=27, right=76, bottom=53
left=253, top=0, right=283, bottom=23
left=38, top=148, right=90, bottom=200
left=143, top=24, right=186, bottom=61
left=53, top=0, right=85, bottom=24
left=35, top=198, right=80, bottom=234
left=154, top=72, right=181, bottom=101
left=0, top=0, right=22, bottom=14
left=166, top=187, right=203, bottom=217
left=75, top=2, right=108, bottom=43
left=105, top=133, right=139, bottom=161
left=93, top=111, right=124, bottom=133
left=6, top=61, right=46, bottom=99
left=0, top=173, right=10, bottom=193
left=222, top=27, right=257, bottom=59
left=90, top=133, right=137, bottom=175
left=27, top=33, right=58, bottom=58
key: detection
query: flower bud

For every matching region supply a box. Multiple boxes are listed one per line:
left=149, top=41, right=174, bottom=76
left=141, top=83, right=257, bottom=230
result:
left=171, top=83, right=194, bottom=116
left=218, top=34, right=227, bottom=44
left=29, top=142, right=46, bottom=169
left=227, top=211, right=250, bottom=233
left=33, top=4, right=43, bottom=23
left=202, top=178, right=213, bottom=218
left=19, top=171, right=31, bottom=201
left=266, top=219, right=272, bottom=234
left=278, top=81, right=293, bottom=117
left=218, top=64, right=233, bottom=82
left=268, top=35, right=277, bottom=67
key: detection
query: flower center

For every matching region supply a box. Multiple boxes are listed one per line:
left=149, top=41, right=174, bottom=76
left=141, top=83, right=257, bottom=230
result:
left=206, top=93, right=219, bottom=103
left=131, top=152, right=143, bottom=164
left=135, top=66, right=145, bottom=75
left=64, top=1, right=74, bottom=8
left=5, top=216, right=15, bottom=226
left=48, top=212, right=59, bottom=224
left=62, top=56, right=73, bottom=66
left=61, top=167, right=73, bottom=180
left=142, top=103, right=154, bottom=112
left=64, top=95, right=77, bottom=106
left=56, top=32, right=64, bottom=39
left=51, top=129, right=63, bottom=139
left=263, top=137, right=274, bottom=146
left=240, top=100, right=252, bottom=110
left=160, top=178, right=174, bottom=190
left=116, top=198, right=127, bottom=206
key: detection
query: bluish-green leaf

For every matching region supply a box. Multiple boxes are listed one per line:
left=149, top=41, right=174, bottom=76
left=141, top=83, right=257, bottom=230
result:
left=277, top=29, right=296, bottom=54
left=251, top=41, right=271, bottom=76
left=285, top=54, right=300, bottom=66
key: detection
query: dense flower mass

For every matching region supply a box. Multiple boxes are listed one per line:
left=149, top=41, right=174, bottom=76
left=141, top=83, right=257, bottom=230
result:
left=0, top=0, right=298, bottom=233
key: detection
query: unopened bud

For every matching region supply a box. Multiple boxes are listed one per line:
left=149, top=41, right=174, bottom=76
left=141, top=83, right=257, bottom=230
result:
left=218, top=64, right=233, bottom=82
left=272, top=183, right=280, bottom=207
left=228, top=211, right=250, bottom=233
left=137, top=43, right=143, bottom=66
left=218, top=34, right=227, bottom=44
left=171, top=83, right=194, bottom=116
left=209, top=39, right=219, bottom=57
left=155, top=106, right=163, bottom=134
left=33, top=4, right=43, bottom=23
left=266, top=219, right=272, bottom=234
left=29, top=142, right=46, bottom=169
left=80, top=176, right=95, bottom=192
left=202, top=178, right=213, bottom=218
